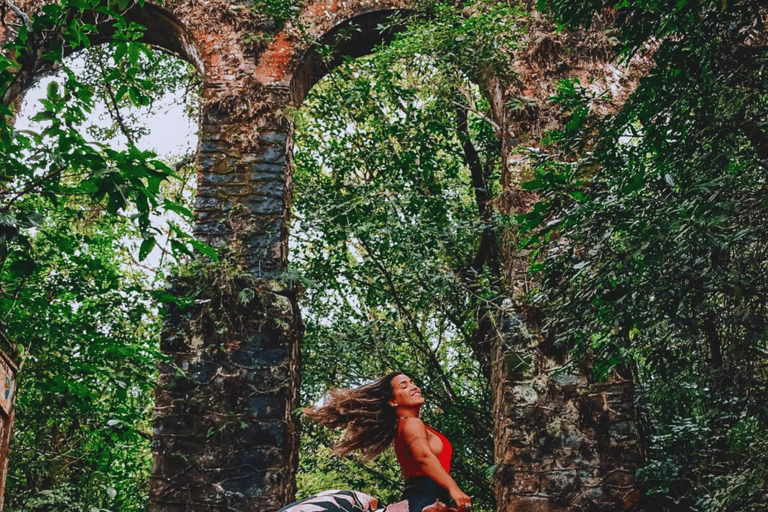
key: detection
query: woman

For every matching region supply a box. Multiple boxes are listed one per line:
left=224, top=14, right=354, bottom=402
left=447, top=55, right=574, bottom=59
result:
left=302, top=371, right=472, bottom=512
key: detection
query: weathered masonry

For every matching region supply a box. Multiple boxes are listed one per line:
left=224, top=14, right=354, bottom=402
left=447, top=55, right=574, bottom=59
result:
left=1, top=1, right=642, bottom=511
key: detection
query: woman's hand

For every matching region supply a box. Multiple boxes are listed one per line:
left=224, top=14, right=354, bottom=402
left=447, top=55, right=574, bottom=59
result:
left=421, top=501, right=450, bottom=512
left=449, top=487, right=471, bottom=512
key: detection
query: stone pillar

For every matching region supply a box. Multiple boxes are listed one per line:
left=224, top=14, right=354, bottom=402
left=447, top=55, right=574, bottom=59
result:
left=149, top=82, right=300, bottom=511
left=491, top=251, right=641, bottom=512
left=486, top=9, right=647, bottom=507
left=148, top=2, right=411, bottom=509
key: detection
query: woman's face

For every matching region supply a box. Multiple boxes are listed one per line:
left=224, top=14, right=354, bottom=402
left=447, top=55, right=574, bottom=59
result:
left=389, top=374, right=424, bottom=408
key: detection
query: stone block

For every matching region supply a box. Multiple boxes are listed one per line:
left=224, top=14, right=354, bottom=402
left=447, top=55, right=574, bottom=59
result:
left=545, top=470, right=576, bottom=496
left=200, top=139, right=227, bottom=153
left=246, top=196, right=284, bottom=215
left=259, top=131, right=288, bottom=144
left=194, top=221, right=232, bottom=236
left=582, top=487, right=604, bottom=502
left=248, top=396, right=284, bottom=419
left=195, top=186, right=218, bottom=197
left=239, top=447, right=281, bottom=468
left=232, top=346, right=289, bottom=368
left=201, top=172, right=245, bottom=184
left=255, top=146, right=286, bottom=164
left=512, top=384, right=538, bottom=404
left=252, top=179, right=285, bottom=198
left=551, top=372, right=583, bottom=387
left=604, top=469, right=634, bottom=487
left=218, top=468, right=268, bottom=496
left=251, top=171, right=286, bottom=183
left=199, top=154, right=215, bottom=170
left=194, top=196, right=233, bottom=210
left=194, top=211, right=225, bottom=222
left=194, top=234, right=230, bottom=248
left=609, top=421, right=637, bottom=444
left=245, top=229, right=282, bottom=248
left=243, top=420, right=286, bottom=447
left=231, top=349, right=253, bottom=367
left=562, top=433, right=583, bottom=449
left=189, top=362, right=213, bottom=384
left=248, top=162, right=285, bottom=174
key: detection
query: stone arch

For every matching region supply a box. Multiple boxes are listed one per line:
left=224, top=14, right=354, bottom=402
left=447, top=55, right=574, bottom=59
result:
left=0, top=2, right=645, bottom=511
left=1, top=2, right=203, bottom=107
left=147, top=1, right=643, bottom=511
left=97, top=3, right=204, bottom=73
left=251, top=0, right=411, bottom=89
left=286, top=8, right=411, bottom=107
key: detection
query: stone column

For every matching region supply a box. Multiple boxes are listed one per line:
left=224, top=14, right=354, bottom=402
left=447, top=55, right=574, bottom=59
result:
left=486, top=10, right=647, bottom=507
left=148, top=2, right=412, bottom=508
left=492, top=255, right=642, bottom=512
left=149, top=82, right=301, bottom=511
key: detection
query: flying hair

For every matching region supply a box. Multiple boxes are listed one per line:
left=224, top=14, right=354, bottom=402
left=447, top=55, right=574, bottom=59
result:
left=303, top=371, right=405, bottom=461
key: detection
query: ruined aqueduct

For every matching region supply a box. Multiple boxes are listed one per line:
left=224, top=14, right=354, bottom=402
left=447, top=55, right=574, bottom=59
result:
left=1, top=1, right=642, bottom=511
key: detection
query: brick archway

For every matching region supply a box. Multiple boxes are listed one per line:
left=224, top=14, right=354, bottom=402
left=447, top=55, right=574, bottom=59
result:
left=0, top=3, right=203, bottom=108
left=0, top=2, right=415, bottom=510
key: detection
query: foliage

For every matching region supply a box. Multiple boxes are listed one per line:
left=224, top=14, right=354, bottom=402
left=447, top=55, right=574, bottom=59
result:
left=3, top=206, right=163, bottom=512
left=0, top=1, right=200, bottom=352
left=297, top=433, right=404, bottom=506
left=523, top=1, right=768, bottom=510
left=0, top=1, right=201, bottom=510
left=75, top=42, right=200, bottom=145
left=249, top=0, right=302, bottom=27
left=290, top=13, right=518, bottom=508
left=396, top=0, right=526, bottom=83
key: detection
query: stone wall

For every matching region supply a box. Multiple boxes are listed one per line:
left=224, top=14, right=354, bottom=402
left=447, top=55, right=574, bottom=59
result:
left=152, top=271, right=301, bottom=511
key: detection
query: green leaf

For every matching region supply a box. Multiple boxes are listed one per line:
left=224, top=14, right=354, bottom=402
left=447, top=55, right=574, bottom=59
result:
left=128, top=86, right=140, bottom=106
left=189, top=239, right=218, bottom=261
left=169, top=238, right=191, bottom=257
left=163, top=200, right=194, bottom=220
left=8, top=258, right=36, bottom=278
left=15, top=211, right=44, bottom=228
left=128, top=42, right=140, bottom=66
left=569, top=190, right=586, bottom=201
left=113, top=42, right=128, bottom=63
left=138, top=237, right=156, bottom=261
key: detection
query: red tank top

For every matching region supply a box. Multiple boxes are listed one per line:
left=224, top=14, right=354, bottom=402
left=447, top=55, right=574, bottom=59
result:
left=394, top=421, right=453, bottom=477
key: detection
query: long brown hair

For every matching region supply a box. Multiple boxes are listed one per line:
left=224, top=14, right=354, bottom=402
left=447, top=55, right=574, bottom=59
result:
left=303, top=371, right=404, bottom=461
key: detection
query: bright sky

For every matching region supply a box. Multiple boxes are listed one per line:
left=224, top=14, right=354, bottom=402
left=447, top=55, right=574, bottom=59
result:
left=15, top=52, right=197, bottom=161
left=13, top=50, right=199, bottom=276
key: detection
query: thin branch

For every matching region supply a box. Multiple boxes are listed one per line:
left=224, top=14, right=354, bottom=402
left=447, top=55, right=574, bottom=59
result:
left=99, top=72, right=137, bottom=146
left=3, top=0, right=31, bottom=32
left=1, top=163, right=69, bottom=212
left=357, top=237, right=461, bottom=404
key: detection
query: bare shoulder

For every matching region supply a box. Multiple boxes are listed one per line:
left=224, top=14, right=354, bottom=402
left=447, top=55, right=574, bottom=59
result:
left=399, top=417, right=428, bottom=440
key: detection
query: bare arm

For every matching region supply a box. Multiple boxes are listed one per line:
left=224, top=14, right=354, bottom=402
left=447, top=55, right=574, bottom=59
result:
left=399, top=418, right=471, bottom=512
